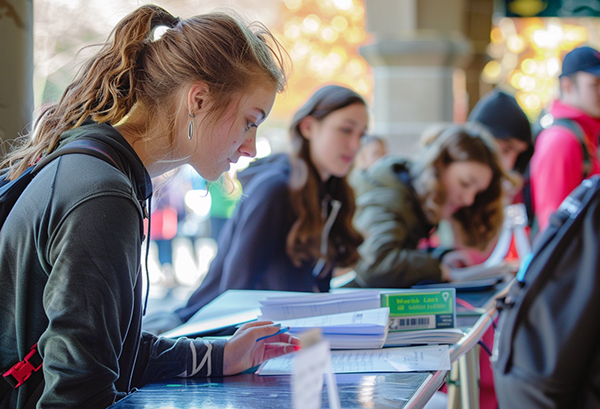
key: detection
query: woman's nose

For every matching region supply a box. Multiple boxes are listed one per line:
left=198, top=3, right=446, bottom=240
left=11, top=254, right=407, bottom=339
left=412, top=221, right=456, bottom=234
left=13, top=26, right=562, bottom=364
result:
left=351, top=133, right=363, bottom=154
left=239, top=136, right=257, bottom=158
left=462, top=190, right=476, bottom=207
left=503, top=152, right=518, bottom=171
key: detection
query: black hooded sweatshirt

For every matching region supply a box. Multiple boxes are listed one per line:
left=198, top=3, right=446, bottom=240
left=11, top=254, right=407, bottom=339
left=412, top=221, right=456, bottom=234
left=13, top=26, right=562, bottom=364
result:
left=0, top=122, right=224, bottom=409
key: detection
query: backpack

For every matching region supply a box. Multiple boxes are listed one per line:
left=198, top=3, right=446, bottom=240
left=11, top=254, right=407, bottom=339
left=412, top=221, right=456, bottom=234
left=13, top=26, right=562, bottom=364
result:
left=0, top=137, right=126, bottom=408
left=0, top=138, right=125, bottom=230
left=521, top=117, right=591, bottom=232
left=492, top=175, right=600, bottom=408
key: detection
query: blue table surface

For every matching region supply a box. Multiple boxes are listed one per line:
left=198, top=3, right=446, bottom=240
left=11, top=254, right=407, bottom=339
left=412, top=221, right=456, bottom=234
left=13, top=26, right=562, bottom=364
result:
left=109, top=372, right=434, bottom=409
left=120, top=285, right=503, bottom=408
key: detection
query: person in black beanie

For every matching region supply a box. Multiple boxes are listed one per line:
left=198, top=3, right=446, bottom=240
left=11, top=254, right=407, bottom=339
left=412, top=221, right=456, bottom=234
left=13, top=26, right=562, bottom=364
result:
left=467, top=90, right=533, bottom=175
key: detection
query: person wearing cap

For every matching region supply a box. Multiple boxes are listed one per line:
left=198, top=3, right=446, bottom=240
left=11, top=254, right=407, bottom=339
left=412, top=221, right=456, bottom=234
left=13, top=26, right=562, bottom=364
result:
left=528, top=45, right=600, bottom=234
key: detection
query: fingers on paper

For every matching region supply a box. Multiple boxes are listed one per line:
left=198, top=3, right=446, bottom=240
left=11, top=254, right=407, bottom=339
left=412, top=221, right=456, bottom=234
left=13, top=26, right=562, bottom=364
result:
left=251, top=324, right=285, bottom=341
left=263, top=342, right=301, bottom=360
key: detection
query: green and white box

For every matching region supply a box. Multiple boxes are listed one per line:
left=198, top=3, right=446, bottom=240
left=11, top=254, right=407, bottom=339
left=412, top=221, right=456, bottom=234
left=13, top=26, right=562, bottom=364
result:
left=380, top=289, right=456, bottom=331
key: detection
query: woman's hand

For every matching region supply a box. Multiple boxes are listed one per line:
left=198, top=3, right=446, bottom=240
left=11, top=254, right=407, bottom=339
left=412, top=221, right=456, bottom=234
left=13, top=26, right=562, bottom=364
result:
left=440, top=263, right=453, bottom=282
left=223, top=321, right=301, bottom=376
left=441, top=249, right=473, bottom=268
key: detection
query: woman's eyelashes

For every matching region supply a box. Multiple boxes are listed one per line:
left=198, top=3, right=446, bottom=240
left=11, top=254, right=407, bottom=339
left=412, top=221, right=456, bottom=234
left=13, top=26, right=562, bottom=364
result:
left=246, top=120, right=257, bottom=131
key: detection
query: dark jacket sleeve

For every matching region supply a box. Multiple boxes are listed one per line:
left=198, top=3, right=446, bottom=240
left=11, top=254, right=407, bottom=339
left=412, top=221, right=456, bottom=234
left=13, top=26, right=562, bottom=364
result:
left=351, top=159, right=443, bottom=288
left=131, top=332, right=225, bottom=387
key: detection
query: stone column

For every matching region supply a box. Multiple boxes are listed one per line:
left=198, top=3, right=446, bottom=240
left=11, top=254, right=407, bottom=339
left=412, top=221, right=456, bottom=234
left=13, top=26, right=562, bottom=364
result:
left=0, top=0, right=33, bottom=144
left=361, top=0, right=474, bottom=157
left=463, top=0, right=495, bottom=112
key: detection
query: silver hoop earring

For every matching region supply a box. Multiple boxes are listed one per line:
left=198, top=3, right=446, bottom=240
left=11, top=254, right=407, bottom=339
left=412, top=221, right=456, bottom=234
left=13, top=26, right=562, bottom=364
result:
left=188, top=113, right=195, bottom=140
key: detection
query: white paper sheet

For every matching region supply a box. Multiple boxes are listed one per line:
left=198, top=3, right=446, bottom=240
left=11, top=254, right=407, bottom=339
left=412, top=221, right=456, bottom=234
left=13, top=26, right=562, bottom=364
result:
left=279, top=307, right=389, bottom=334
left=258, top=345, right=451, bottom=375
left=259, top=290, right=381, bottom=321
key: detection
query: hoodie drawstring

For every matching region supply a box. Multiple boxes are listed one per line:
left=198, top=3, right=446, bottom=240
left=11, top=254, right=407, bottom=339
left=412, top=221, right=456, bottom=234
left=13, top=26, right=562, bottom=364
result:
left=143, top=195, right=152, bottom=316
left=312, top=199, right=342, bottom=278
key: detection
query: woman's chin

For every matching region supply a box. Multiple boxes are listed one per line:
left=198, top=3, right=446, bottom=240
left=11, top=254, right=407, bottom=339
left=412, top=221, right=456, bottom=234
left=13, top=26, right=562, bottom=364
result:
left=333, top=166, right=352, bottom=179
left=197, top=166, right=227, bottom=182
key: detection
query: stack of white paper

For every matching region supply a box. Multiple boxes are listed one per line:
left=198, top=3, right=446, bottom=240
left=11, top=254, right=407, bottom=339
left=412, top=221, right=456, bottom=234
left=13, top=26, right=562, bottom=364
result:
left=257, top=345, right=451, bottom=375
left=384, top=328, right=464, bottom=347
left=258, top=290, right=381, bottom=321
left=278, top=307, right=390, bottom=349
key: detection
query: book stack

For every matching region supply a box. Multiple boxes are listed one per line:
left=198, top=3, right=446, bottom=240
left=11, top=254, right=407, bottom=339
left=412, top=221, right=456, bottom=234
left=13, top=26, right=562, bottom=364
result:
left=259, top=291, right=388, bottom=349
left=259, top=290, right=464, bottom=349
left=380, top=289, right=464, bottom=346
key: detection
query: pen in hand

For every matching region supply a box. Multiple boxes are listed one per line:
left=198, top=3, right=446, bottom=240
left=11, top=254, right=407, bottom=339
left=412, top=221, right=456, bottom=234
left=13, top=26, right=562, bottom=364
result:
left=256, top=326, right=290, bottom=342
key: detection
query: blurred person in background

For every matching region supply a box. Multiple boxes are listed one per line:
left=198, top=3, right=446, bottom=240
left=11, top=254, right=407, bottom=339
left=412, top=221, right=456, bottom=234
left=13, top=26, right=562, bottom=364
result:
left=150, top=177, right=187, bottom=286
left=208, top=172, right=243, bottom=242
left=355, top=135, right=388, bottom=170
left=345, top=122, right=512, bottom=289
left=435, top=89, right=533, bottom=261
left=468, top=89, right=532, bottom=200
left=348, top=134, right=388, bottom=190
left=529, top=46, right=600, bottom=235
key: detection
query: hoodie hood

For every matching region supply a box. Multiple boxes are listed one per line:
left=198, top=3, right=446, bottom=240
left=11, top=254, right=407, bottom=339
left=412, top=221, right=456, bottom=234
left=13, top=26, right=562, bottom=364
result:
left=468, top=90, right=532, bottom=146
left=59, top=120, right=153, bottom=203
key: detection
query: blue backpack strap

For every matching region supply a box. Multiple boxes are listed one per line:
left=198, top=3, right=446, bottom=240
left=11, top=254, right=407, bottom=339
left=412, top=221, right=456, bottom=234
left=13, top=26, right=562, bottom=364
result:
left=33, top=138, right=125, bottom=175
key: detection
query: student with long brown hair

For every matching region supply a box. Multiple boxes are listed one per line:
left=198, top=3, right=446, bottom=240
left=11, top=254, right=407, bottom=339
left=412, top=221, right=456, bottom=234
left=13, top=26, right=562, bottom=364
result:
left=0, top=5, right=300, bottom=409
left=174, top=85, right=367, bottom=324
left=346, top=122, right=511, bottom=288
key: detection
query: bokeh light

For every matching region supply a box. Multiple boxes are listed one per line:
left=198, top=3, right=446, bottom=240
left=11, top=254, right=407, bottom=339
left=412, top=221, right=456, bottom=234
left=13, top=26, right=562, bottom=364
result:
left=271, top=0, right=372, bottom=121
left=482, top=17, right=599, bottom=120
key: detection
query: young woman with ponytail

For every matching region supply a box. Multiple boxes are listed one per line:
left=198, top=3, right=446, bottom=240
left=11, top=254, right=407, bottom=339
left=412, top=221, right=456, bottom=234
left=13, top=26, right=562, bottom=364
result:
left=170, top=85, right=367, bottom=326
left=0, top=5, right=299, bottom=409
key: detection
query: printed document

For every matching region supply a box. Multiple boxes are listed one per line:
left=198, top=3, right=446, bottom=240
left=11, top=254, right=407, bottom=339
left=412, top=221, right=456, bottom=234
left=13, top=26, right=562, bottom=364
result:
left=258, top=345, right=451, bottom=375
left=258, top=290, right=381, bottom=321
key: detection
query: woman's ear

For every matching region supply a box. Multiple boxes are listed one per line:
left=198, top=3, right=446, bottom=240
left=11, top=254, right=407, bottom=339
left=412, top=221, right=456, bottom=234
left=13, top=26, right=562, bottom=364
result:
left=299, top=116, right=316, bottom=140
left=187, top=82, right=210, bottom=115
